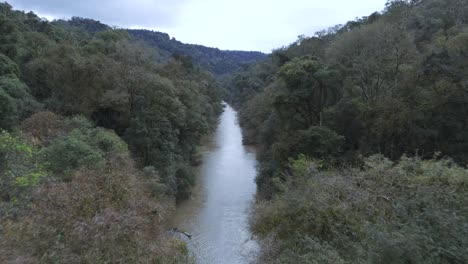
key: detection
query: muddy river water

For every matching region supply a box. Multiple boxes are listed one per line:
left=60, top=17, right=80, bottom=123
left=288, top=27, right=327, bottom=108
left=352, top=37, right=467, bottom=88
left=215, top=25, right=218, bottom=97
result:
left=172, top=104, right=259, bottom=264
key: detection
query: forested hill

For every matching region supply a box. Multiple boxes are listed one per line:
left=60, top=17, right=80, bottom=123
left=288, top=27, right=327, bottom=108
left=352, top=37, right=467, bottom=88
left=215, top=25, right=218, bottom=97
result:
left=0, top=2, right=224, bottom=262
left=225, top=0, right=468, bottom=263
left=52, top=17, right=266, bottom=75
left=128, top=29, right=267, bottom=75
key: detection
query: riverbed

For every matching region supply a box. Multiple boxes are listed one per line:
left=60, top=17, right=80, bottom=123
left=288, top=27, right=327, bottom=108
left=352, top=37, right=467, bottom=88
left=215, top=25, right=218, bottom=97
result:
left=172, top=104, right=259, bottom=264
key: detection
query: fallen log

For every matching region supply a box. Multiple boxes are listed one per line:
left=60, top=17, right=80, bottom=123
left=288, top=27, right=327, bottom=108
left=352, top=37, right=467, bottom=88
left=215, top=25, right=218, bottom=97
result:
left=170, top=227, right=192, bottom=239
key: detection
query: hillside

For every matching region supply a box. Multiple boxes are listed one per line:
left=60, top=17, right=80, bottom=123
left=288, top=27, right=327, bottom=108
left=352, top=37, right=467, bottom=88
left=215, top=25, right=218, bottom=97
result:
left=225, top=0, right=468, bottom=262
left=0, top=3, right=223, bottom=262
left=52, top=17, right=266, bottom=75
left=129, top=29, right=267, bottom=75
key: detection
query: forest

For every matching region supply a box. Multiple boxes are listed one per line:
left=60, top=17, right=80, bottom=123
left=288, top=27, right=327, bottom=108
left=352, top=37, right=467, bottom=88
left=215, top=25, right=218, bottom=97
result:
left=224, top=0, right=468, bottom=263
left=1, top=0, right=467, bottom=263
left=0, top=2, right=233, bottom=262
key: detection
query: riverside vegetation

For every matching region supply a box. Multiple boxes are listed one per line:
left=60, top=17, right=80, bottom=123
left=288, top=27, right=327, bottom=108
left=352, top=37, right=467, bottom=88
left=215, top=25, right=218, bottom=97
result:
left=225, top=0, right=468, bottom=263
left=1, top=0, right=468, bottom=263
left=0, top=2, right=263, bottom=262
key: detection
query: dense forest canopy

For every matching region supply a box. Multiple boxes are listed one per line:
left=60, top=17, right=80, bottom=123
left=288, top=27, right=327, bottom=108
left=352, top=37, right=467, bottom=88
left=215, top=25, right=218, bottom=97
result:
left=48, top=16, right=267, bottom=75
left=129, top=29, right=267, bottom=75
left=0, top=2, right=253, bottom=262
left=225, top=0, right=468, bottom=263
left=1, top=0, right=467, bottom=263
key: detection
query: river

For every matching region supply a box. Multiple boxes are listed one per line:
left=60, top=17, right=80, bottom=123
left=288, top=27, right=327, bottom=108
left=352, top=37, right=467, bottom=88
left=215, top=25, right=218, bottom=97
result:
left=172, top=104, right=259, bottom=264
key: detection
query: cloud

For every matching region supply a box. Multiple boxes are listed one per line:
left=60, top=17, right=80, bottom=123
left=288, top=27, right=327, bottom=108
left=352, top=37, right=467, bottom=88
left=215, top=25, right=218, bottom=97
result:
left=9, top=0, right=188, bottom=27
left=156, top=0, right=388, bottom=52
left=8, top=0, right=389, bottom=52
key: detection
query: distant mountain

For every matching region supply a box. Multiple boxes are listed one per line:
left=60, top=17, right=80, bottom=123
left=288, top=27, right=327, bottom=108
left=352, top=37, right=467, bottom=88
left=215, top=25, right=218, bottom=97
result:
left=53, top=17, right=266, bottom=75
left=128, top=29, right=266, bottom=75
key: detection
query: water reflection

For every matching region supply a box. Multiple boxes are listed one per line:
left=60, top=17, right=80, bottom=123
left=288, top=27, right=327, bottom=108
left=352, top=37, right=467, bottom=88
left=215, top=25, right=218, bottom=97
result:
left=172, top=105, right=259, bottom=264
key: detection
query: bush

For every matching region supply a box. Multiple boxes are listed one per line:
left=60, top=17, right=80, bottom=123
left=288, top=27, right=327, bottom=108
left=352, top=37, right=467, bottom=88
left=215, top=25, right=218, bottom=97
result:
left=0, top=76, right=41, bottom=118
left=40, top=116, right=129, bottom=176
left=0, top=154, right=189, bottom=263
left=88, top=127, right=128, bottom=154
left=272, top=126, right=344, bottom=163
left=175, top=163, right=196, bottom=201
left=0, top=53, right=19, bottom=76
left=0, top=76, right=41, bottom=130
left=143, top=166, right=169, bottom=198
left=0, top=88, right=17, bottom=130
left=0, top=131, right=46, bottom=211
left=20, top=111, right=67, bottom=145
left=41, top=129, right=104, bottom=175
left=253, top=154, right=468, bottom=263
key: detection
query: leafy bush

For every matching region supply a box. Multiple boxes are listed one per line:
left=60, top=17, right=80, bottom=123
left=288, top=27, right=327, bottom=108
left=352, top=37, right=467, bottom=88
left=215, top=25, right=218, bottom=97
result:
left=0, top=76, right=41, bottom=130
left=175, top=163, right=196, bottom=201
left=253, top=154, right=468, bottom=263
left=143, top=166, right=169, bottom=197
left=40, top=115, right=128, bottom=176
left=0, top=88, right=17, bottom=130
left=272, top=126, right=344, bottom=163
left=88, top=127, right=128, bottom=154
left=0, top=53, right=19, bottom=76
left=20, top=111, right=67, bottom=144
left=41, top=129, right=105, bottom=175
left=0, top=76, right=41, bottom=118
left=0, top=153, right=190, bottom=263
left=0, top=131, right=46, bottom=210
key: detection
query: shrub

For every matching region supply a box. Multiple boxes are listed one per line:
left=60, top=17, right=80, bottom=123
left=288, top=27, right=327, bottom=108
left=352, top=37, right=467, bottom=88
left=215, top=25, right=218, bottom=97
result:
left=272, top=126, right=344, bottom=163
left=0, top=76, right=42, bottom=119
left=0, top=53, right=19, bottom=76
left=0, top=154, right=189, bottom=263
left=0, top=76, right=41, bottom=130
left=88, top=127, right=128, bottom=154
left=40, top=117, right=128, bottom=176
left=0, top=131, right=46, bottom=211
left=253, top=154, right=468, bottom=263
left=143, top=166, right=168, bottom=197
left=20, top=111, right=67, bottom=145
left=41, top=129, right=104, bottom=175
left=175, top=163, right=196, bottom=201
left=0, top=88, right=17, bottom=130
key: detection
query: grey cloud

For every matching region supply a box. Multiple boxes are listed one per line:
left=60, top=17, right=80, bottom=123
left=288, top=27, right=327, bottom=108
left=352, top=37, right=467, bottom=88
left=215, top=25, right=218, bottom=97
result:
left=9, top=0, right=187, bottom=27
left=7, top=0, right=390, bottom=52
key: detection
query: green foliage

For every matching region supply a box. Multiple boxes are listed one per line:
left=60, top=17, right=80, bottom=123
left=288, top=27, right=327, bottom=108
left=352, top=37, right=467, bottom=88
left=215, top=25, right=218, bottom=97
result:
left=222, top=1, right=468, bottom=262
left=271, top=126, right=344, bottom=167
left=41, top=129, right=105, bottom=175
left=41, top=123, right=127, bottom=176
left=142, top=166, right=169, bottom=197
left=0, top=88, right=16, bottom=130
left=275, top=57, right=341, bottom=128
left=0, top=131, right=46, bottom=207
left=0, top=2, right=223, bottom=202
left=0, top=76, right=41, bottom=119
left=227, top=0, right=468, bottom=201
left=175, top=163, right=196, bottom=201
left=253, top=155, right=468, bottom=263
left=0, top=53, right=19, bottom=76
left=0, top=3, right=225, bottom=263
left=1, top=152, right=190, bottom=263
left=129, top=29, right=266, bottom=75
left=90, top=127, right=128, bottom=154
left=0, top=56, right=42, bottom=130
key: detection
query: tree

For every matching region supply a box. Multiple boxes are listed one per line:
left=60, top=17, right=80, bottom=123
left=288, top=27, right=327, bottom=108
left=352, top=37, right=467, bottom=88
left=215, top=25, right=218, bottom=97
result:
left=327, top=20, right=415, bottom=102
left=276, top=57, right=341, bottom=128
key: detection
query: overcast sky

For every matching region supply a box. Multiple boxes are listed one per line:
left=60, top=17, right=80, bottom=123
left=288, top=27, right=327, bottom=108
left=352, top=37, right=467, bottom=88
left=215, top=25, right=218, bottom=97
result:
left=9, top=0, right=388, bottom=52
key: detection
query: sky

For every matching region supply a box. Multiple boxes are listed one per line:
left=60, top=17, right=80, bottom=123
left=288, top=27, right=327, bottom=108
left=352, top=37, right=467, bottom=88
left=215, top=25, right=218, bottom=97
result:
left=8, top=0, right=389, bottom=52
